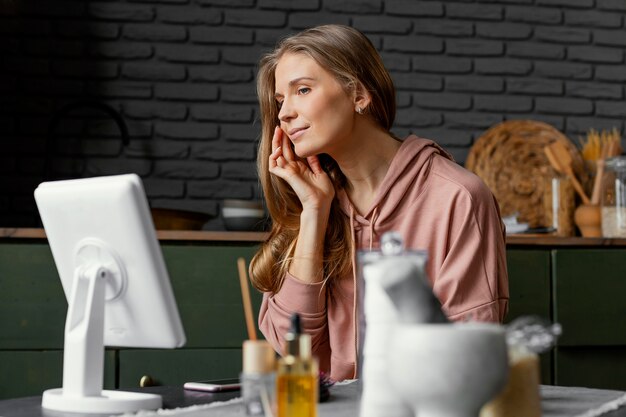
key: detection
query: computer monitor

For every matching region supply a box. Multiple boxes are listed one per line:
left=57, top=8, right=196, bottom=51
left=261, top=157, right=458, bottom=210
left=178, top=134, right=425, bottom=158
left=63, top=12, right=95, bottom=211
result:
left=34, top=174, right=186, bottom=413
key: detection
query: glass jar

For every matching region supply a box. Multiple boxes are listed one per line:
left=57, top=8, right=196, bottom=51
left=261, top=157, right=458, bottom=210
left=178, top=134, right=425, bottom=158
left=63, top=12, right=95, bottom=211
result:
left=601, top=156, right=626, bottom=238
left=543, top=175, right=575, bottom=237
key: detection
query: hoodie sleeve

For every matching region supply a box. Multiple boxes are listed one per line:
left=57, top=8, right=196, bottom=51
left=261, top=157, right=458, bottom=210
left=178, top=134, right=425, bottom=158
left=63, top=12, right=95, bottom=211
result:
left=433, top=176, right=509, bottom=323
left=258, top=272, right=331, bottom=368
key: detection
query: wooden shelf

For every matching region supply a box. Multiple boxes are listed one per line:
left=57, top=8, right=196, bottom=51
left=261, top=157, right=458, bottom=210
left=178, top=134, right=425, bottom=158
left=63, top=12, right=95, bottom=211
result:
left=0, top=228, right=268, bottom=242
left=506, top=234, right=626, bottom=246
left=3, top=228, right=626, bottom=246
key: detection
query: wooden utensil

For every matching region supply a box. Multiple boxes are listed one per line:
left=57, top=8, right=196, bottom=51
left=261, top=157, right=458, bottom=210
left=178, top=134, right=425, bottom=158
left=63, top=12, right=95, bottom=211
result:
left=590, top=159, right=606, bottom=205
left=590, top=142, right=610, bottom=205
left=544, top=143, right=590, bottom=204
left=590, top=140, right=622, bottom=205
left=237, top=257, right=257, bottom=341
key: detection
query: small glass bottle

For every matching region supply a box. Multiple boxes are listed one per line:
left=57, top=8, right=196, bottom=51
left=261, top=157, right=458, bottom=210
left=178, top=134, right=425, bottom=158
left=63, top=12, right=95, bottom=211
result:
left=276, top=314, right=318, bottom=417
left=601, top=156, right=626, bottom=238
left=241, top=340, right=276, bottom=416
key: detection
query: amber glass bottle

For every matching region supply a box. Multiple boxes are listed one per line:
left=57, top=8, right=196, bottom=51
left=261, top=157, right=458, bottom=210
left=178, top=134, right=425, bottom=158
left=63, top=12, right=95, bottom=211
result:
left=276, top=314, right=318, bottom=417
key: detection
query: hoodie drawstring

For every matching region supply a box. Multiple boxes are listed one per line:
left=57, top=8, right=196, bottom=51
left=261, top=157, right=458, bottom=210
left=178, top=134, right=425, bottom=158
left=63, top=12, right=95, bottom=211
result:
left=349, top=206, right=358, bottom=378
left=369, top=206, right=379, bottom=251
left=350, top=204, right=380, bottom=379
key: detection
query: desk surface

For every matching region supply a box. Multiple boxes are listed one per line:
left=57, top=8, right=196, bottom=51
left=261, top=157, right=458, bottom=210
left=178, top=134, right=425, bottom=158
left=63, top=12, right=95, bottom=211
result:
left=2, top=383, right=626, bottom=417
left=0, top=386, right=239, bottom=417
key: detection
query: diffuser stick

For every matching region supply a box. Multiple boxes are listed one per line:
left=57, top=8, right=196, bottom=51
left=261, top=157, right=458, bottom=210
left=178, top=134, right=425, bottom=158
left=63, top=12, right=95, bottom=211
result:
left=237, top=257, right=257, bottom=341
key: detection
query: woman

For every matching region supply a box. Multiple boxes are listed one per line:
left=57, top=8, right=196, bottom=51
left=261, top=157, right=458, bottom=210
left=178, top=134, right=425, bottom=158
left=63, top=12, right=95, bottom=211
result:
left=249, top=25, right=509, bottom=382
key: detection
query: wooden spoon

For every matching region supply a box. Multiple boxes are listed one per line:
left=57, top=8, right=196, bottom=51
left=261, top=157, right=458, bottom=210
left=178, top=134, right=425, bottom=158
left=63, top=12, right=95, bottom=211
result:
left=544, top=143, right=590, bottom=204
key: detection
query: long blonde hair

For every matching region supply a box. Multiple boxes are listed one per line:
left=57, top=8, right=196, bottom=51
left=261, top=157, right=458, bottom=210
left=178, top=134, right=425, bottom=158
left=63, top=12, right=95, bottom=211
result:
left=250, top=25, right=396, bottom=293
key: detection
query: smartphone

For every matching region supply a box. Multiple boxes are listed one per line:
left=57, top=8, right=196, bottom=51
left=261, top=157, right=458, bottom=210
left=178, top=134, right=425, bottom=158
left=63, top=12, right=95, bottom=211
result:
left=183, top=378, right=241, bottom=392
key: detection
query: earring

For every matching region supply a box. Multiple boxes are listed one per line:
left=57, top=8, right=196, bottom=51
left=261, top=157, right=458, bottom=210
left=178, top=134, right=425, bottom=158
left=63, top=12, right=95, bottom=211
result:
left=356, top=107, right=363, bottom=114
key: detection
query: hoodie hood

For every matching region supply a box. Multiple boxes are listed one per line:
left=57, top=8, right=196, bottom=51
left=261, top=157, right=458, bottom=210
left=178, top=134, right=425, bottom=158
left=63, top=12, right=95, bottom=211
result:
left=337, top=135, right=454, bottom=228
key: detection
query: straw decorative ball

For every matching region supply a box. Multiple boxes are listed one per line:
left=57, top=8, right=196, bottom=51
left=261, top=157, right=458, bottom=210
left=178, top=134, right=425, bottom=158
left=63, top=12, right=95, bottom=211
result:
left=466, top=120, right=586, bottom=228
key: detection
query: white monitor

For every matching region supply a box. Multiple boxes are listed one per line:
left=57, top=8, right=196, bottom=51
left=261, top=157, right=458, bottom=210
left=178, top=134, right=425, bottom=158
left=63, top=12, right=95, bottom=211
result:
left=34, top=174, right=186, bottom=414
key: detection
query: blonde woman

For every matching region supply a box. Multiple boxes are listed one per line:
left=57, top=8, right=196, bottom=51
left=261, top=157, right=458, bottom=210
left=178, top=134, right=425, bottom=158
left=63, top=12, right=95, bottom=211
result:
left=250, top=25, right=509, bottom=382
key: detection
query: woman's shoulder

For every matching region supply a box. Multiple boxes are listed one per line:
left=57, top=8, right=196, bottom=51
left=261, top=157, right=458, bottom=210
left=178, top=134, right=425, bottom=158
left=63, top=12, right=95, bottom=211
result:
left=428, top=154, right=494, bottom=204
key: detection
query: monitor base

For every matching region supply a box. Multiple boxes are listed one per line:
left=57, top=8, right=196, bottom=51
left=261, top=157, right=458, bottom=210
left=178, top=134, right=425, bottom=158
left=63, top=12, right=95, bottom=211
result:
left=42, top=388, right=162, bottom=413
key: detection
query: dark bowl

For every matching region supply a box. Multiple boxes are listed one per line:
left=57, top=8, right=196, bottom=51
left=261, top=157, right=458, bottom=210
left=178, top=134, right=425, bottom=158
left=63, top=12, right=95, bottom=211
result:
left=223, top=216, right=268, bottom=232
left=222, top=199, right=264, bottom=210
left=150, top=208, right=211, bottom=230
left=221, top=200, right=267, bottom=231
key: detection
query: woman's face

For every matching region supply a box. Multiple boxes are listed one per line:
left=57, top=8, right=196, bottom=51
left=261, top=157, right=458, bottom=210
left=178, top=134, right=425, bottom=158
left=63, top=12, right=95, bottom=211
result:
left=274, top=53, right=356, bottom=158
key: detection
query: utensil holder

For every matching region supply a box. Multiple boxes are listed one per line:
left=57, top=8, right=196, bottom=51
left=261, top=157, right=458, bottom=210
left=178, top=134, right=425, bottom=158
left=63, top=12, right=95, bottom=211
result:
left=574, top=204, right=602, bottom=237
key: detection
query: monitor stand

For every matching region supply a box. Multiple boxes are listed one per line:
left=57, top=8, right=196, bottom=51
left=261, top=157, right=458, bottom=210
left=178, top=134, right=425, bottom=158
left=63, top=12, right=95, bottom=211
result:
left=42, top=240, right=162, bottom=413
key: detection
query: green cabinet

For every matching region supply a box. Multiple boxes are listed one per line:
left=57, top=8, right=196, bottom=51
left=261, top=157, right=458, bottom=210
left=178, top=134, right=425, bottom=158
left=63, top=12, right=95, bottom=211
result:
left=0, top=241, right=261, bottom=398
left=505, top=250, right=552, bottom=385
left=0, top=243, right=66, bottom=350
left=119, top=244, right=263, bottom=388
left=162, top=245, right=262, bottom=349
left=552, top=249, right=626, bottom=390
left=505, top=246, right=626, bottom=390
left=506, top=250, right=551, bottom=321
left=555, top=347, right=626, bottom=390
left=2, top=239, right=626, bottom=398
left=552, top=249, right=626, bottom=347
left=118, top=349, right=242, bottom=388
left=0, top=350, right=116, bottom=399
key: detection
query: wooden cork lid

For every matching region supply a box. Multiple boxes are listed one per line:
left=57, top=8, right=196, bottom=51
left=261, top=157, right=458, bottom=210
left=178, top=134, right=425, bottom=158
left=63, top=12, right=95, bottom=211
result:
left=243, top=340, right=276, bottom=373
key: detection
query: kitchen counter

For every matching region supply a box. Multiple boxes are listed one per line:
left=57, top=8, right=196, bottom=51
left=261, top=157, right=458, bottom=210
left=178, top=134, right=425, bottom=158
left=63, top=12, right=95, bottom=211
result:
left=2, top=228, right=626, bottom=246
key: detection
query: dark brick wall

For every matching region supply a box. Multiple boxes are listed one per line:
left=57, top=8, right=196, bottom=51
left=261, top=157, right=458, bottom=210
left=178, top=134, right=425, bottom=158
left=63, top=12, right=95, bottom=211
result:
left=1, top=0, right=625, bottom=228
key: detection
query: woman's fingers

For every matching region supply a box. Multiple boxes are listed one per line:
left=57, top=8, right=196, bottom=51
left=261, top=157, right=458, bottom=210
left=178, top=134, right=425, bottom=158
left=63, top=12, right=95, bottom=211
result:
left=269, top=125, right=300, bottom=172
left=269, top=145, right=292, bottom=179
left=269, top=127, right=286, bottom=167
left=268, top=144, right=280, bottom=169
left=307, top=155, right=323, bottom=175
left=281, top=132, right=296, bottom=162
left=271, top=126, right=282, bottom=150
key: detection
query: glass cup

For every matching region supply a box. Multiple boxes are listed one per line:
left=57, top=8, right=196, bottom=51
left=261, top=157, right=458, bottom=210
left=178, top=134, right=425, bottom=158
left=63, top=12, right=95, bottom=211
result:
left=543, top=175, right=575, bottom=236
left=601, top=156, right=626, bottom=238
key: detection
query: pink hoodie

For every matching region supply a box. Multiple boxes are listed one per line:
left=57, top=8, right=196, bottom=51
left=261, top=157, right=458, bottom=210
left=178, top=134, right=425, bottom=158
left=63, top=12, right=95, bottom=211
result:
left=258, top=135, right=509, bottom=381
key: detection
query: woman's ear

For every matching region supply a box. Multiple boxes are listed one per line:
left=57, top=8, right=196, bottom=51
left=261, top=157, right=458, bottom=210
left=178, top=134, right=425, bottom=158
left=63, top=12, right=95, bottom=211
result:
left=353, top=82, right=372, bottom=112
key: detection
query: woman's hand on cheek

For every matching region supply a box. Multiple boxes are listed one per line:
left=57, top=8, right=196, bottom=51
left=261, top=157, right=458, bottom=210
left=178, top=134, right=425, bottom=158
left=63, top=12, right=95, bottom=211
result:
left=268, top=126, right=335, bottom=212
